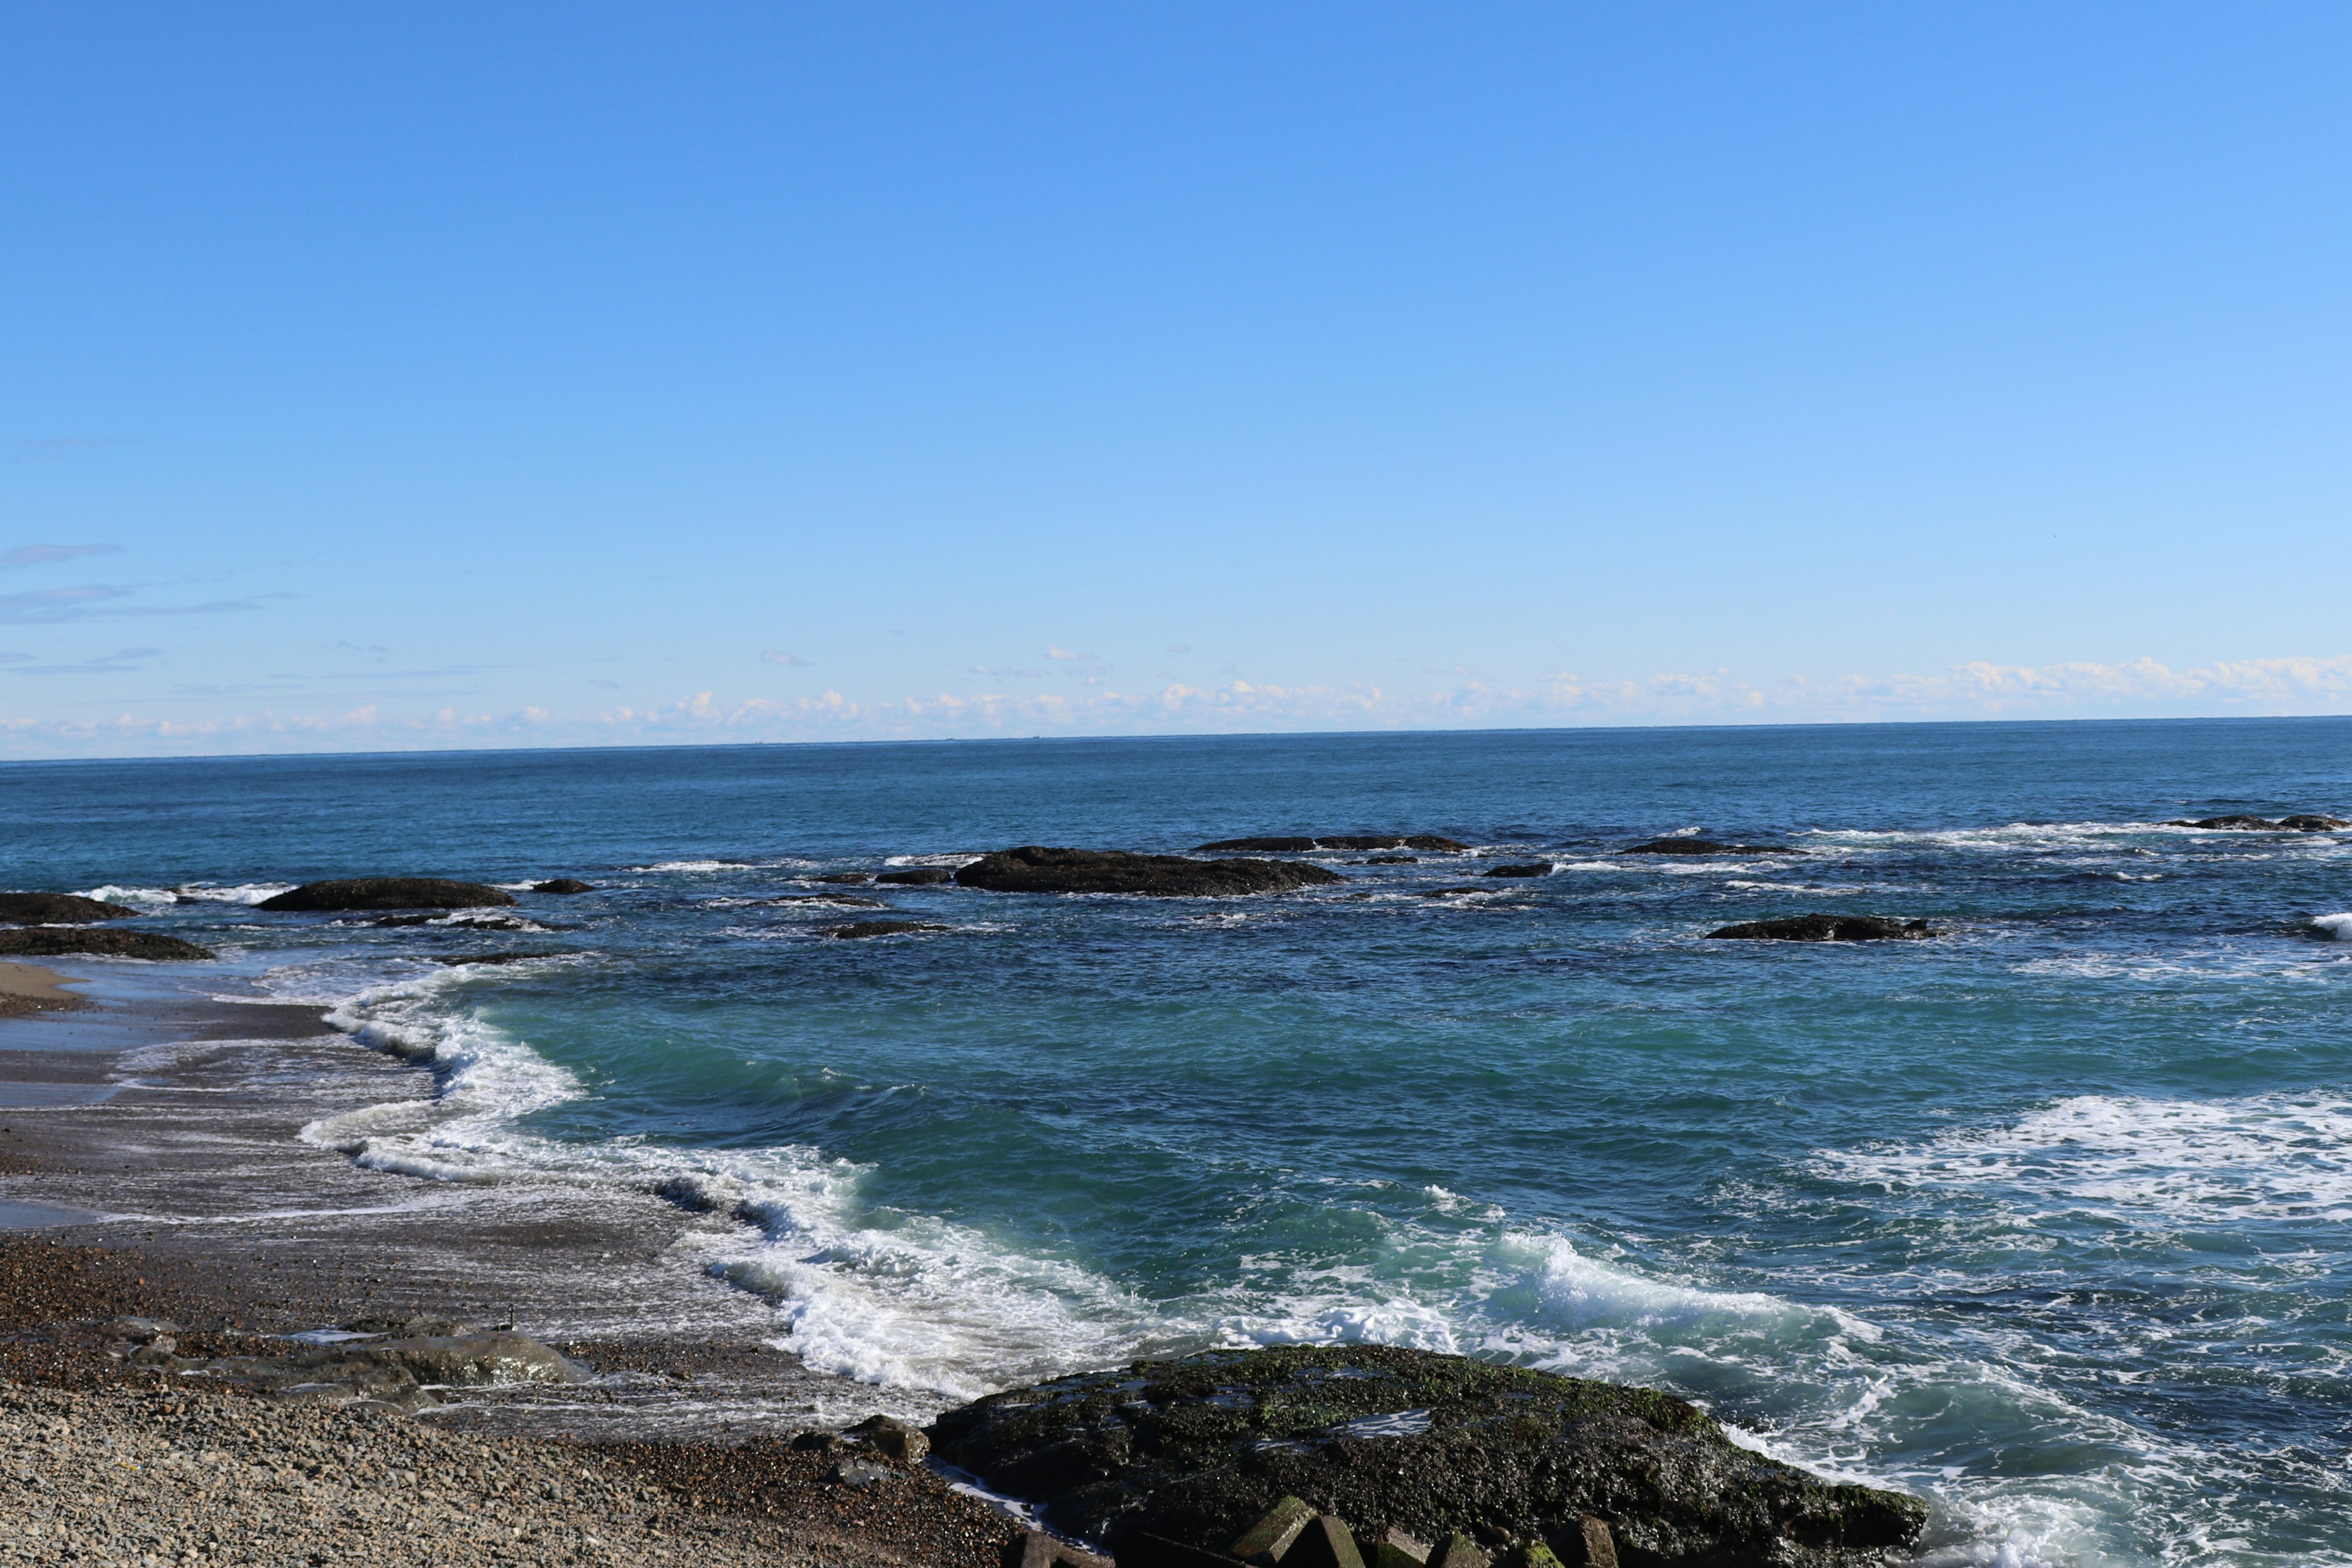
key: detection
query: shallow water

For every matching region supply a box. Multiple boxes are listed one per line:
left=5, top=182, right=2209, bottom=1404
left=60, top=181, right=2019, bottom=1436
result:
left=4, top=718, right=2350, bottom=1567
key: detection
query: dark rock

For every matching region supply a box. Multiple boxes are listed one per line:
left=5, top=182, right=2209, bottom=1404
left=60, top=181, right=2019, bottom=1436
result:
left=1118, top=1536, right=1243, bottom=1568
left=793, top=1430, right=854, bottom=1453
left=2168, top=815, right=2281, bottom=830
left=531, top=878, right=596, bottom=894
left=1707, top=915, right=1934, bottom=941
left=258, top=878, right=517, bottom=912
left=876, top=867, right=955, bottom=885
left=1197, top=836, right=1468, bottom=853
left=803, top=892, right=889, bottom=908
left=2280, top=814, right=2350, bottom=831
left=1287, top=1517, right=1366, bottom=1568
left=848, top=1414, right=933, bottom=1463
left=816, top=872, right=875, bottom=883
left=1428, top=1537, right=1487, bottom=1568
left=0, top=927, right=215, bottom=960
left=823, top=921, right=950, bottom=940
left=926, top=1345, right=1927, bottom=1568
left=1621, top=839, right=1801, bottom=857
left=1365, top=855, right=1418, bottom=864
left=1554, top=1518, right=1618, bottom=1568
left=1483, top=863, right=1553, bottom=878
left=0, top=893, right=141, bottom=925
left=958, top=847, right=1344, bottom=897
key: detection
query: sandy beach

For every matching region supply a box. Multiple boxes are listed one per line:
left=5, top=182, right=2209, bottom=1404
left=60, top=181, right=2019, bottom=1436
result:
left=0, top=964, right=85, bottom=1022
left=0, top=964, right=1022, bottom=1567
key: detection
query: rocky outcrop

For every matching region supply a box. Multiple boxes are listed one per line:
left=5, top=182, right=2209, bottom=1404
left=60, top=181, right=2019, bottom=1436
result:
left=2168, top=814, right=2348, bottom=832
left=1621, top=839, right=1801, bottom=857
left=823, top=921, right=949, bottom=939
left=876, top=867, right=955, bottom=885
left=1199, top=836, right=1469, bottom=853
left=1707, top=916, right=1933, bottom=941
left=0, top=927, right=215, bottom=960
left=958, top=848, right=1345, bottom=897
left=2281, top=815, right=2350, bottom=831
left=259, top=878, right=517, bottom=911
left=927, top=1346, right=1926, bottom=1568
left=531, top=878, right=596, bottom=894
left=0, top=893, right=141, bottom=925
left=1483, top=864, right=1553, bottom=878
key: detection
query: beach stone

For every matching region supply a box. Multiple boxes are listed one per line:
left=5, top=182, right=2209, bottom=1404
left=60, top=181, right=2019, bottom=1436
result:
left=824, top=920, right=950, bottom=939
left=1706, top=915, right=1934, bottom=941
left=0, top=892, right=141, bottom=925
left=927, top=1344, right=1927, bottom=1568
left=1553, top=1518, right=1617, bottom=1568
left=875, top=867, right=955, bottom=885
left=848, top=1414, right=933, bottom=1464
left=531, top=878, right=596, bottom=894
left=258, top=878, right=517, bottom=911
left=1621, top=839, right=1801, bottom=856
left=1483, top=863, right=1553, bottom=878
left=0, top=927, right=215, bottom=960
left=959, top=847, right=1344, bottom=897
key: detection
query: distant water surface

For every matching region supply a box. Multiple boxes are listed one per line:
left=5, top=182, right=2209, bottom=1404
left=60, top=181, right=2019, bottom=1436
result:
left=4, top=718, right=2349, bottom=1568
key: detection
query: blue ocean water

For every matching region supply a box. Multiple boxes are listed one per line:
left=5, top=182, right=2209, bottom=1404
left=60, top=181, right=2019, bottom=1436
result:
left=6, top=719, right=2351, bottom=1567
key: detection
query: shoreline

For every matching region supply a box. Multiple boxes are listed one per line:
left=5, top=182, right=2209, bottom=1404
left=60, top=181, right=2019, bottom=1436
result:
left=0, top=964, right=1023, bottom=1567
left=0, top=961, right=86, bottom=1020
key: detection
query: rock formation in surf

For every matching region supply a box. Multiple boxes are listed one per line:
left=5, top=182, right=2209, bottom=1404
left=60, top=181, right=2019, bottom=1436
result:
left=0, top=927, right=216, bottom=960
left=1483, top=863, right=1553, bottom=878
left=258, top=878, right=518, bottom=911
left=1198, top=835, right=1469, bottom=853
left=927, top=1345, right=1927, bottom=1568
left=1621, top=839, right=1802, bottom=857
left=2167, top=813, right=2348, bottom=831
left=530, top=878, right=596, bottom=894
left=875, top=867, right=954, bottom=885
left=957, top=848, right=1344, bottom=897
left=823, top=920, right=951, bottom=939
left=1707, top=915, right=1933, bottom=941
left=0, top=893, right=142, bottom=925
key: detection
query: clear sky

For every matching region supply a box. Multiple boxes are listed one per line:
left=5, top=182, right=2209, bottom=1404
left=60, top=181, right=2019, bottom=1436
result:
left=4, top=3, right=2349, bottom=757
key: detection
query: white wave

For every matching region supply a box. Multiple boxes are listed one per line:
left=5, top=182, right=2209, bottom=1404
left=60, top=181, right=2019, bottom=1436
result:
left=1820, top=1092, right=2352, bottom=1224
left=628, top=859, right=755, bottom=872
left=2313, top=913, right=2352, bottom=941
left=1556, top=861, right=1623, bottom=872
left=83, top=881, right=292, bottom=906
left=881, top=853, right=984, bottom=868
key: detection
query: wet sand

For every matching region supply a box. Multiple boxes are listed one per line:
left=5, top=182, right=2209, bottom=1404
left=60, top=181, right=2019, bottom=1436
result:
left=0, top=962, right=86, bottom=1020
left=0, top=965, right=1024, bottom=1567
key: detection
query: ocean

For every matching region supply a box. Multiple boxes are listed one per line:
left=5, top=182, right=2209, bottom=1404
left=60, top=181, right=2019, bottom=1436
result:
left=4, top=718, right=2349, bottom=1567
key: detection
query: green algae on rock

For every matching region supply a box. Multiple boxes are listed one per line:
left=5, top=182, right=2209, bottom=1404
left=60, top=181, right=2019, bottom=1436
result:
left=925, top=1346, right=1926, bottom=1568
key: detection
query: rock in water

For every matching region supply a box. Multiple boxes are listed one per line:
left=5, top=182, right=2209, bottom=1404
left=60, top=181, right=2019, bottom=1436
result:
left=0, top=928, right=215, bottom=960
left=957, top=847, right=1344, bottom=897
left=1621, top=839, right=1801, bottom=856
left=530, top=878, right=595, bottom=894
left=1707, top=915, right=1934, bottom=941
left=0, top=893, right=141, bottom=925
left=1483, top=864, right=1553, bottom=878
left=1198, top=835, right=1468, bottom=853
left=258, top=878, right=518, bottom=911
left=2279, top=814, right=2350, bottom=831
left=927, top=1346, right=1926, bottom=1567
left=2169, top=813, right=2350, bottom=831
left=823, top=920, right=949, bottom=939
left=875, top=867, right=954, bottom=885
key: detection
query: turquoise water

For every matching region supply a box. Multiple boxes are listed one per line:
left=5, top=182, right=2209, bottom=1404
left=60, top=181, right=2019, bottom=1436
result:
left=6, top=720, right=2350, bottom=1567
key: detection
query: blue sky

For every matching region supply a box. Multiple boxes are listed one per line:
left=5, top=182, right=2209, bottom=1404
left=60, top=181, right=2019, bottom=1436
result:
left=4, top=3, right=2349, bottom=756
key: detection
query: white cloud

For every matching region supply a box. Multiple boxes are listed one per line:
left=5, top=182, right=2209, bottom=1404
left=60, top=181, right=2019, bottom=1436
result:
left=761, top=650, right=812, bottom=666
left=1044, top=645, right=1096, bottom=662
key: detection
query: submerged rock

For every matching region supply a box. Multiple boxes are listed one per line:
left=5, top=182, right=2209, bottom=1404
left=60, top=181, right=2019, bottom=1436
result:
left=259, top=878, right=517, bottom=911
left=1198, top=835, right=1468, bottom=853
left=875, top=867, right=955, bottom=885
left=1483, top=864, right=1553, bottom=878
left=1621, top=839, right=1801, bottom=857
left=927, top=1345, right=1926, bottom=1568
left=1707, top=915, right=1934, bottom=941
left=2280, top=814, right=2350, bottom=831
left=816, top=872, right=875, bottom=884
left=531, top=878, right=596, bottom=894
left=823, top=920, right=949, bottom=939
left=958, top=847, right=1344, bottom=897
left=0, top=892, right=141, bottom=925
left=0, top=927, right=215, bottom=960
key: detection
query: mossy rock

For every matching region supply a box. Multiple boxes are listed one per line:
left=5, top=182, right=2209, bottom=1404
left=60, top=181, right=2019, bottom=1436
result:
left=927, top=1346, right=1925, bottom=1568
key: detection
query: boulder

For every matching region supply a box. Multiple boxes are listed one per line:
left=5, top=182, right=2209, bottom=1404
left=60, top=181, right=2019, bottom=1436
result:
left=2280, top=815, right=2350, bottom=832
left=846, top=1414, right=932, bottom=1463
left=0, top=927, right=214, bottom=960
left=1197, top=836, right=1468, bottom=854
left=958, top=848, right=1345, bottom=897
left=1483, top=864, right=1553, bottom=878
left=875, top=867, right=954, bottom=885
left=258, top=878, right=517, bottom=912
left=0, top=893, right=141, bottom=925
left=824, top=920, right=950, bottom=940
left=927, top=1345, right=1926, bottom=1568
left=1621, top=839, right=1801, bottom=857
left=1707, top=916, right=1934, bottom=941
left=531, top=878, right=596, bottom=894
